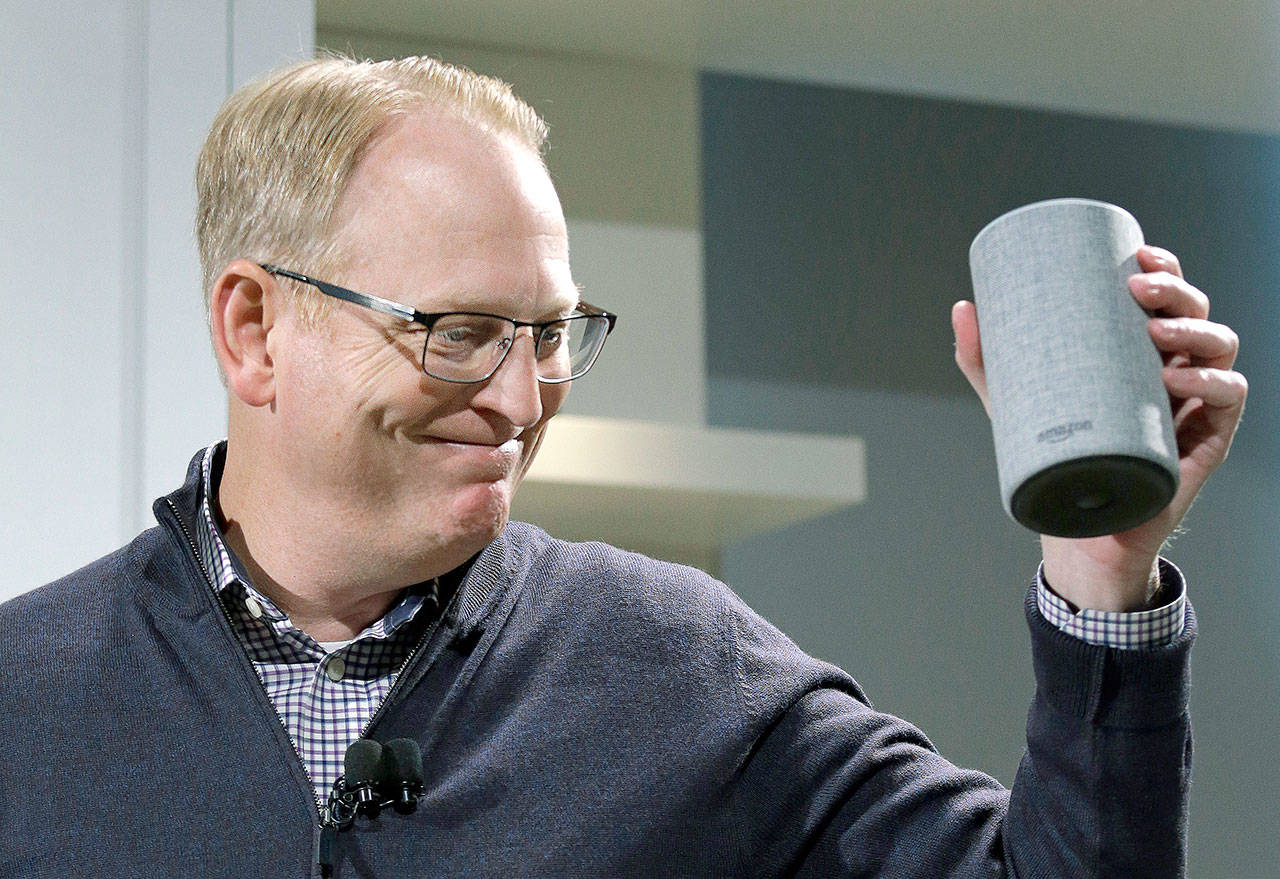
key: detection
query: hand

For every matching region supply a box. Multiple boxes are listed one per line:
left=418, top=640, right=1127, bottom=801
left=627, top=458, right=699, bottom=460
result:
left=952, top=245, right=1248, bottom=611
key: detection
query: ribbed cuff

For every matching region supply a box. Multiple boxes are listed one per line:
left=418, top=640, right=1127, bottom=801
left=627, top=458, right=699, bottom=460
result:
left=1025, top=581, right=1195, bottom=728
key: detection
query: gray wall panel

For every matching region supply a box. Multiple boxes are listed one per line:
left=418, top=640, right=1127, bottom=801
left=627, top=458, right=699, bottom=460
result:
left=702, top=72, right=1280, bottom=439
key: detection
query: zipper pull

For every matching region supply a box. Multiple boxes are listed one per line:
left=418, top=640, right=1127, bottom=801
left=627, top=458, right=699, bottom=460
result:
left=315, top=810, right=338, bottom=878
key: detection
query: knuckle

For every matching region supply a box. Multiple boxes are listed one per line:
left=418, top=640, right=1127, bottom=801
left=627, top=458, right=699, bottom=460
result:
left=1232, top=372, right=1249, bottom=398
left=1223, top=327, right=1240, bottom=355
left=1153, top=248, right=1184, bottom=275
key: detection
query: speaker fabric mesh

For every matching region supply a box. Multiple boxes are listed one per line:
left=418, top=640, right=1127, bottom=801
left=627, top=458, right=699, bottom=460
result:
left=969, top=199, right=1178, bottom=536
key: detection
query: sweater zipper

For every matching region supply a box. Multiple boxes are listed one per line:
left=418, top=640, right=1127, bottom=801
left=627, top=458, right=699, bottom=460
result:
left=313, top=632, right=433, bottom=878
left=164, top=497, right=326, bottom=819
left=164, top=497, right=439, bottom=876
left=165, top=500, right=325, bottom=879
left=355, top=580, right=439, bottom=740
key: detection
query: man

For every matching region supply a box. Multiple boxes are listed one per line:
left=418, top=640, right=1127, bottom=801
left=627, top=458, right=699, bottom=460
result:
left=0, top=55, right=1246, bottom=877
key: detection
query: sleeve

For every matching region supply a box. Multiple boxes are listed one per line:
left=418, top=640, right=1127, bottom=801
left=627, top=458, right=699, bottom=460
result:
left=724, top=582, right=1194, bottom=878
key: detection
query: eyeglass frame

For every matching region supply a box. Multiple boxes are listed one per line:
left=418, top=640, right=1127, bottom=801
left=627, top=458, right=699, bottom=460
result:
left=259, top=264, right=617, bottom=384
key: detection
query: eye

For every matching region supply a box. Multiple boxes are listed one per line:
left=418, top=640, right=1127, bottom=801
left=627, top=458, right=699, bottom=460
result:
left=425, top=315, right=509, bottom=364
left=439, top=325, right=476, bottom=344
left=537, top=321, right=569, bottom=355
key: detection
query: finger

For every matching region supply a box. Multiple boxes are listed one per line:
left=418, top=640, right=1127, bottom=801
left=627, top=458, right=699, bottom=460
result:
left=1168, top=396, right=1246, bottom=480
left=1162, top=365, right=1249, bottom=409
left=1149, top=317, right=1240, bottom=369
left=1129, top=271, right=1209, bottom=319
left=951, top=301, right=991, bottom=414
left=1170, top=394, right=1202, bottom=434
left=1137, top=244, right=1183, bottom=279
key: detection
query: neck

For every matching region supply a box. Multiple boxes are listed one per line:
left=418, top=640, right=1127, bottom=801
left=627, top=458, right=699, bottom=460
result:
left=220, top=526, right=406, bottom=641
left=215, top=440, right=414, bottom=641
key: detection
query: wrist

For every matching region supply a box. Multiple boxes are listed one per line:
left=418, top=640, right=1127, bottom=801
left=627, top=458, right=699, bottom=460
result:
left=1040, top=538, right=1162, bottom=612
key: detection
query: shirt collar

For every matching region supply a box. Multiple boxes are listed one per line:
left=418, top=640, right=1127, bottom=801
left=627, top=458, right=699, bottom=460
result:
left=195, top=441, right=428, bottom=640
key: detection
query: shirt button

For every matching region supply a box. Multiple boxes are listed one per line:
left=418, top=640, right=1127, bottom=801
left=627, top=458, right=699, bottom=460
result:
left=325, top=657, right=346, bottom=682
left=244, top=596, right=264, bottom=619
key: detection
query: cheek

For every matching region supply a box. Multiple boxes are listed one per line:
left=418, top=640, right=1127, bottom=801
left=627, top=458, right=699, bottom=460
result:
left=338, top=334, right=418, bottom=401
left=334, top=341, right=455, bottom=431
left=273, top=336, right=441, bottom=455
left=271, top=332, right=337, bottom=422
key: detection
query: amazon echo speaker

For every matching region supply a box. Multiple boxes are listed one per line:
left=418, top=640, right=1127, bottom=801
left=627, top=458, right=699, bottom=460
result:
left=968, top=198, right=1178, bottom=538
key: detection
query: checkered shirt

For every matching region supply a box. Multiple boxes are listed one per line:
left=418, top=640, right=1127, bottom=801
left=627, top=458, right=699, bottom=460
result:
left=194, top=444, right=436, bottom=805
left=1036, top=559, right=1186, bottom=649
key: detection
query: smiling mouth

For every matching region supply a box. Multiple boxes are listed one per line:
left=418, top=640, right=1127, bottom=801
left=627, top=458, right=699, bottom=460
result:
left=436, top=437, right=522, bottom=451
left=428, top=436, right=524, bottom=472
left=405, top=431, right=516, bottom=447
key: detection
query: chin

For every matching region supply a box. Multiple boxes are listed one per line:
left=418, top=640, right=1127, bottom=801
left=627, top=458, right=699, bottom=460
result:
left=445, top=481, right=514, bottom=544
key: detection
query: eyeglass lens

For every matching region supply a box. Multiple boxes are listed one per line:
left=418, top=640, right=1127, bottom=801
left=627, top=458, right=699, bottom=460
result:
left=422, top=314, right=610, bottom=382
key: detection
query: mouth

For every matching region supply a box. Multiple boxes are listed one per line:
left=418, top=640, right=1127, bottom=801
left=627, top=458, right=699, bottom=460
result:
left=433, top=436, right=521, bottom=451
left=432, top=437, right=522, bottom=450
left=427, top=436, right=524, bottom=475
left=405, top=430, right=516, bottom=448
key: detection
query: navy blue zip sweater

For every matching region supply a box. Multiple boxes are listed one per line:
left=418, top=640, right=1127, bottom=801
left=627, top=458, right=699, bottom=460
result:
left=0, top=449, right=1192, bottom=877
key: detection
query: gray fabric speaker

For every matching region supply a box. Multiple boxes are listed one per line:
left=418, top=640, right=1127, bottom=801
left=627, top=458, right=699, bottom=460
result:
left=968, top=198, right=1179, bottom=537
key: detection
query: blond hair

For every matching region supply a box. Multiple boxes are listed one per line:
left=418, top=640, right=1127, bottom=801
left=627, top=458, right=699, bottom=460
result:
left=195, top=54, right=548, bottom=323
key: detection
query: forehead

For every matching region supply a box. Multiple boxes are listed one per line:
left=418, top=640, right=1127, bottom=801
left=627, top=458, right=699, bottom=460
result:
left=330, top=111, right=576, bottom=316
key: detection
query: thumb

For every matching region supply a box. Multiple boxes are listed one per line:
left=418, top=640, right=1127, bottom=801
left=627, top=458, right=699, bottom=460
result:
left=952, top=300, right=991, bottom=416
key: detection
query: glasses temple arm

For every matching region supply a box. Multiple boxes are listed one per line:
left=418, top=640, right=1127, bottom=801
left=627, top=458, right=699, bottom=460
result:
left=260, top=264, right=419, bottom=323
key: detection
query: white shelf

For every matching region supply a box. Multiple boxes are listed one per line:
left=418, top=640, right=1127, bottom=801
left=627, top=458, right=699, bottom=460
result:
left=513, top=415, right=866, bottom=561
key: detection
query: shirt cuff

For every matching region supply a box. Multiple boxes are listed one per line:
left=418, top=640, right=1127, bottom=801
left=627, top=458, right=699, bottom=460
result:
left=1035, top=558, right=1187, bottom=649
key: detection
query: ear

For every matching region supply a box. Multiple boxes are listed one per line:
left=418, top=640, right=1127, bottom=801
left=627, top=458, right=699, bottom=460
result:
left=210, top=260, right=282, bottom=407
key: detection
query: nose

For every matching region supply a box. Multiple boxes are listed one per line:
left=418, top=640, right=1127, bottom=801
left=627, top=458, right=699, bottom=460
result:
left=470, top=329, right=544, bottom=430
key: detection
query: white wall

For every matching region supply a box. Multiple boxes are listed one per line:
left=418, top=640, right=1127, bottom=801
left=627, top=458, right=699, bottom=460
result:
left=0, top=0, right=313, bottom=599
left=1, top=1, right=134, bottom=595
left=561, top=220, right=705, bottom=425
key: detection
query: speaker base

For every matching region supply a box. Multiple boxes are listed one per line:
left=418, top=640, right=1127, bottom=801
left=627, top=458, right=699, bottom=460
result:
left=1010, top=455, right=1177, bottom=538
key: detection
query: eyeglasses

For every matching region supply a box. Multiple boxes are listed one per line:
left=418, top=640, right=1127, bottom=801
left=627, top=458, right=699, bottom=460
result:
left=260, top=265, right=616, bottom=384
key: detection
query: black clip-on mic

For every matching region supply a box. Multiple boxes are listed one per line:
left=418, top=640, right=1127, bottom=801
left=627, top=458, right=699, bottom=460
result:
left=380, top=737, right=426, bottom=815
left=316, top=738, right=425, bottom=876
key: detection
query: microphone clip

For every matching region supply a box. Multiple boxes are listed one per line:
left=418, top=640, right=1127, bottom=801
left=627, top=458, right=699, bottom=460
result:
left=322, top=737, right=425, bottom=833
